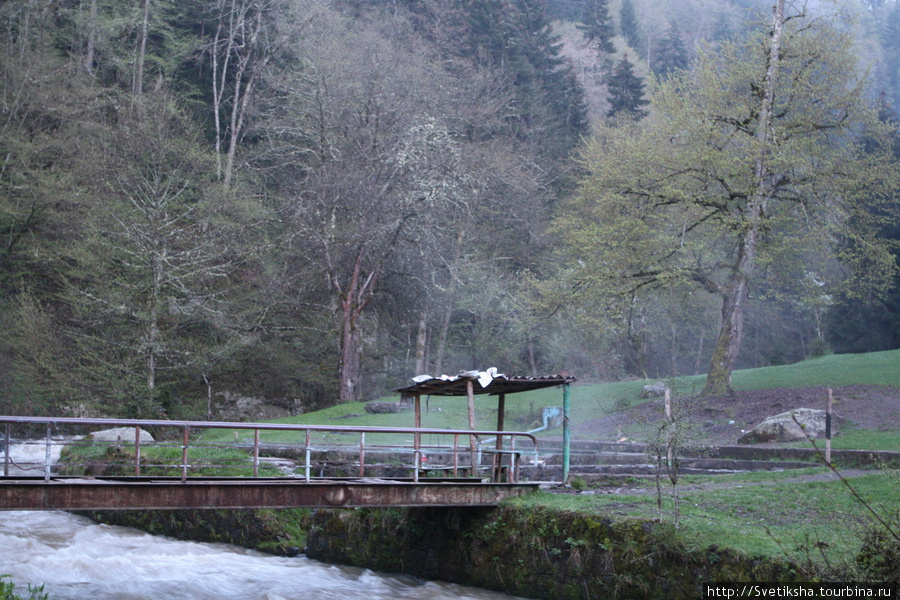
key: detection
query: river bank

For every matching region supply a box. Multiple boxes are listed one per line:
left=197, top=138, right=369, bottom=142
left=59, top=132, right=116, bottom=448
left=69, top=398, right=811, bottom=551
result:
left=83, top=503, right=805, bottom=600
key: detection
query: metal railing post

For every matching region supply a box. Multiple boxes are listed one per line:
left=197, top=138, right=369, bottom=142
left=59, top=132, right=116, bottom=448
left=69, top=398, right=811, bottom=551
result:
left=252, top=429, right=260, bottom=477
left=44, top=424, right=52, bottom=482
left=510, top=436, right=517, bottom=483
left=413, top=430, right=420, bottom=483
left=359, top=432, right=365, bottom=478
left=3, top=423, right=10, bottom=477
left=304, top=430, right=311, bottom=483
left=452, top=433, right=459, bottom=477
left=0, top=416, right=539, bottom=490
left=181, top=427, right=189, bottom=483
left=134, top=426, right=142, bottom=476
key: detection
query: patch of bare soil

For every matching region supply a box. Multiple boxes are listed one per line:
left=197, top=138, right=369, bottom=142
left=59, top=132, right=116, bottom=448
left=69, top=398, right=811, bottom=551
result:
left=573, top=385, right=900, bottom=446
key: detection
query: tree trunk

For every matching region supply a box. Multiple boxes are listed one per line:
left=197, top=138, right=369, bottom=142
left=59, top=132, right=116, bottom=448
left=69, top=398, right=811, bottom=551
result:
left=703, top=264, right=751, bottom=396
left=414, top=312, right=427, bottom=375
left=84, top=0, right=97, bottom=73
left=134, top=0, right=151, bottom=98
left=694, top=328, right=705, bottom=375
left=701, top=0, right=784, bottom=397
left=339, top=301, right=362, bottom=404
left=434, top=304, right=451, bottom=375
left=335, top=250, right=378, bottom=404
left=432, top=225, right=467, bottom=375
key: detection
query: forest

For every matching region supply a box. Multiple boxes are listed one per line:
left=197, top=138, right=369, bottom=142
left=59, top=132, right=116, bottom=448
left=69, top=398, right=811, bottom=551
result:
left=1, top=0, right=898, bottom=419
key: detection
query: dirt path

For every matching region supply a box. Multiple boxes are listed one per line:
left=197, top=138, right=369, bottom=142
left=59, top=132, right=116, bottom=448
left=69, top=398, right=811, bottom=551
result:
left=548, top=468, right=876, bottom=497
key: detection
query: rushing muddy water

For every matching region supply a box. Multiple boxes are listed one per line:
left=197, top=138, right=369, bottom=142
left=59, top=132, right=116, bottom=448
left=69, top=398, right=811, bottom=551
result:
left=0, top=511, right=526, bottom=600
left=0, top=442, right=523, bottom=600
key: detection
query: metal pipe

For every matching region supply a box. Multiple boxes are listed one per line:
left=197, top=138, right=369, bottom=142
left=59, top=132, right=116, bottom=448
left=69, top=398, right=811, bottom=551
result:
left=0, top=416, right=539, bottom=446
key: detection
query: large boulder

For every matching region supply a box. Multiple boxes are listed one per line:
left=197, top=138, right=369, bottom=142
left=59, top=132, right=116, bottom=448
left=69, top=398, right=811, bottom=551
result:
left=364, top=401, right=409, bottom=414
left=215, top=391, right=305, bottom=421
left=738, top=408, right=842, bottom=444
left=90, top=427, right=155, bottom=444
left=640, top=382, right=669, bottom=399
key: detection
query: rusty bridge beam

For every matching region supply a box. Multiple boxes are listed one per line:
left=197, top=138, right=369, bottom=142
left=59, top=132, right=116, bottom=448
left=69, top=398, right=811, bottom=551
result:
left=0, top=478, right=539, bottom=511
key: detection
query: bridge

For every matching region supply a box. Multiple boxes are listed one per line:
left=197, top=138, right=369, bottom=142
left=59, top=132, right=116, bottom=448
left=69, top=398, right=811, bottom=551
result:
left=0, top=416, right=542, bottom=510
left=2, top=372, right=575, bottom=510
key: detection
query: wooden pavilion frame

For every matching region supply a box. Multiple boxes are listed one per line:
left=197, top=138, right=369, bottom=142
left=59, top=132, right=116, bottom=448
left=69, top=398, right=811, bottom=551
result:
left=396, top=371, right=576, bottom=482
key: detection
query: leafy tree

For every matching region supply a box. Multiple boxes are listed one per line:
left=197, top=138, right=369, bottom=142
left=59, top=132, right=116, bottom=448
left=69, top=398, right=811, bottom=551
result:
left=67, top=96, right=239, bottom=416
left=266, top=10, right=467, bottom=403
left=557, top=1, right=900, bottom=396
left=824, top=103, right=900, bottom=353
left=879, top=0, right=900, bottom=112
left=605, top=54, right=649, bottom=119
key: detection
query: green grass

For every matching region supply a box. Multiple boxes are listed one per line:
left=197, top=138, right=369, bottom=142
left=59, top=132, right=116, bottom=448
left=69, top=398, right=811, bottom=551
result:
left=222, top=349, right=899, bottom=446
left=795, top=427, right=900, bottom=453
left=510, top=469, right=900, bottom=566
left=728, top=349, right=900, bottom=390
left=59, top=439, right=283, bottom=477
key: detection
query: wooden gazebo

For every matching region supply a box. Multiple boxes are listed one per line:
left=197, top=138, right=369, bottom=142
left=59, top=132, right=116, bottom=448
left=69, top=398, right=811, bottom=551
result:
left=396, top=369, right=576, bottom=481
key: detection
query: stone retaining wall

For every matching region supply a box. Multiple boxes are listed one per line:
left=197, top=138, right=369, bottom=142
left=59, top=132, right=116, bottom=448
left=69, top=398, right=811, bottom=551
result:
left=306, top=505, right=805, bottom=600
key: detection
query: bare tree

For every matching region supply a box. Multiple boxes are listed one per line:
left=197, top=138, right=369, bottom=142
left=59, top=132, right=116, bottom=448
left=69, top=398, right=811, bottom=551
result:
left=206, top=0, right=290, bottom=187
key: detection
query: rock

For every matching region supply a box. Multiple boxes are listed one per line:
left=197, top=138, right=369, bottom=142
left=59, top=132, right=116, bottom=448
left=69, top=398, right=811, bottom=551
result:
left=738, top=408, right=842, bottom=444
left=640, top=382, right=669, bottom=398
left=215, top=391, right=305, bottom=421
left=364, top=401, right=409, bottom=414
left=90, top=427, right=155, bottom=444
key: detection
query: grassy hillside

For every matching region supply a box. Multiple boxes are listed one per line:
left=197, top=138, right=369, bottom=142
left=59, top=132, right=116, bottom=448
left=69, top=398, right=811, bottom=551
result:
left=216, top=349, right=899, bottom=442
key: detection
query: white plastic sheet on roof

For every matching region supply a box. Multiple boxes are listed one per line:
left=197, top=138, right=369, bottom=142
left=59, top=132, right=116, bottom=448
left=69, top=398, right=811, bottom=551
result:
left=410, top=367, right=505, bottom=389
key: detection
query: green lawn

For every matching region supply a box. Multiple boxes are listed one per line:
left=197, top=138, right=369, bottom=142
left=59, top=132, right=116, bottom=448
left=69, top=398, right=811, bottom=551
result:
left=511, top=467, right=900, bottom=568
left=207, top=349, right=900, bottom=448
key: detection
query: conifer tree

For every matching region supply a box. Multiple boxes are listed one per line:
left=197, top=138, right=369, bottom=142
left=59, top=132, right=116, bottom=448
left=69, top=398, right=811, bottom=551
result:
left=460, top=0, right=589, bottom=159
left=606, top=54, right=648, bottom=119
left=619, top=0, right=643, bottom=56
left=578, top=0, right=615, bottom=56
left=652, top=22, right=690, bottom=78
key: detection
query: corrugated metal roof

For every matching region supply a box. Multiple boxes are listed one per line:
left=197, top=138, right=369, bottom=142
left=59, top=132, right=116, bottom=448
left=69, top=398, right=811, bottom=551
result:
left=395, top=369, right=575, bottom=397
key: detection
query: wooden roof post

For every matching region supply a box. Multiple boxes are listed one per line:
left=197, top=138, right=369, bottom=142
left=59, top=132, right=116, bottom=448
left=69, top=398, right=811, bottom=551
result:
left=563, top=382, right=571, bottom=485
left=414, top=393, right=422, bottom=428
left=467, top=379, right=477, bottom=475
left=414, top=393, right=422, bottom=481
left=494, top=393, right=506, bottom=482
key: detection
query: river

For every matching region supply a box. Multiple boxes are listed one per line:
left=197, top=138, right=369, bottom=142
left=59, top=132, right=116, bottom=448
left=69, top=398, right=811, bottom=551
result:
left=0, top=443, right=524, bottom=600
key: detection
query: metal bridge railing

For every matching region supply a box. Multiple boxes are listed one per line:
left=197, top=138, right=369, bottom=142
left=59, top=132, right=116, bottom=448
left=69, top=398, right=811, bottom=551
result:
left=1, top=416, right=539, bottom=484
